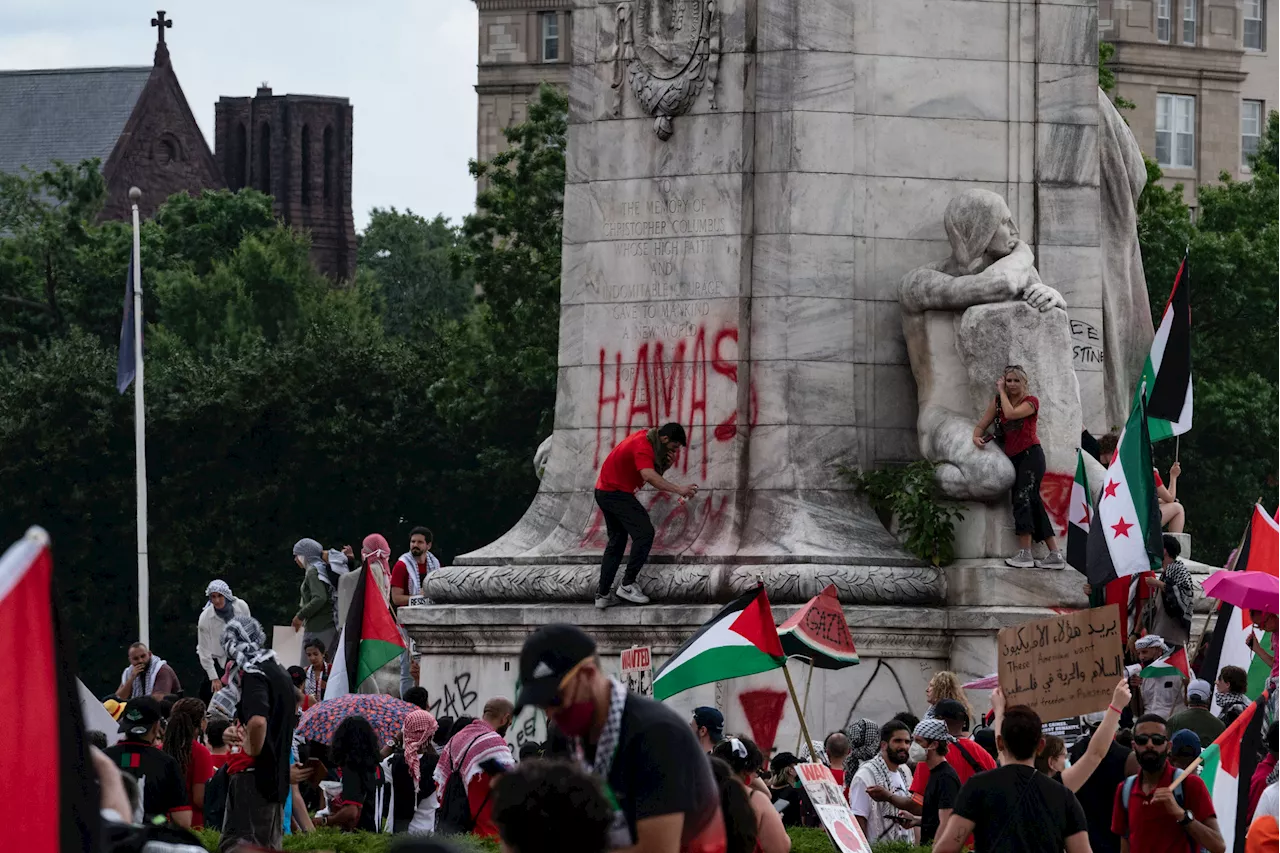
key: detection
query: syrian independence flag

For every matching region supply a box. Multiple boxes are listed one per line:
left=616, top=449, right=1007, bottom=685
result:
left=1067, top=450, right=1092, bottom=574
left=653, top=585, right=785, bottom=701
left=1085, top=396, right=1162, bottom=586
left=1132, top=252, right=1192, bottom=441
left=325, top=562, right=406, bottom=699
left=0, top=529, right=100, bottom=852
left=1201, top=691, right=1268, bottom=853
left=1139, top=646, right=1190, bottom=679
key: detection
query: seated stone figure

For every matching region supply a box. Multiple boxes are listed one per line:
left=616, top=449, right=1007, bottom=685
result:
left=900, top=189, right=1066, bottom=502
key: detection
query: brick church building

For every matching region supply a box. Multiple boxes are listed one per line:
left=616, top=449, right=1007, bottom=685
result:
left=0, top=12, right=356, bottom=279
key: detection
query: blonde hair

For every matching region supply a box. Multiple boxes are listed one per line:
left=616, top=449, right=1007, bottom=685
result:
left=927, top=671, right=975, bottom=724
left=1003, top=365, right=1029, bottom=385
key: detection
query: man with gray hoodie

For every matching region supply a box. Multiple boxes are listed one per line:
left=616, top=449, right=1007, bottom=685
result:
left=291, top=539, right=337, bottom=667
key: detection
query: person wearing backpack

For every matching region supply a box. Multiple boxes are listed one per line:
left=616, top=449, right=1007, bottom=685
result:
left=908, top=698, right=997, bottom=807
left=1111, top=713, right=1225, bottom=853
left=433, top=697, right=515, bottom=837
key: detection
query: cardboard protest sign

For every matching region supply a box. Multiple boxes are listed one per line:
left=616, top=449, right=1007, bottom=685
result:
left=620, top=646, right=653, bottom=697
left=998, top=606, right=1125, bottom=721
left=797, top=763, right=872, bottom=853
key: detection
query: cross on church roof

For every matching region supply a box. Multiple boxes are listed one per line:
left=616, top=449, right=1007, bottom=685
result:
left=151, top=11, right=172, bottom=44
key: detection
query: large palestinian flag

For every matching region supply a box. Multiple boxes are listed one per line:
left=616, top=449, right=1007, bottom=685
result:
left=0, top=528, right=100, bottom=852
left=1086, top=396, right=1163, bottom=586
left=1201, top=691, right=1269, bottom=853
left=653, top=585, right=786, bottom=701
left=1132, top=251, right=1192, bottom=441
left=325, top=562, right=406, bottom=699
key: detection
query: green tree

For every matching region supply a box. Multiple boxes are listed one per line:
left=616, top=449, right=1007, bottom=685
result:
left=1098, top=43, right=1136, bottom=111
left=357, top=208, right=473, bottom=335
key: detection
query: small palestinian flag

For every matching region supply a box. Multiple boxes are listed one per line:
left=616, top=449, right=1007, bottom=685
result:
left=1140, top=646, right=1190, bottom=680
left=1132, top=251, right=1192, bottom=441
left=1201, top=691, right=1268, bottom=853
left=0, top=528, right=100, bottom=852
left=325, top=562, right=406, bottom=699
left=653, top=584, right=785, bottom=701
left=1086, top=395, right=1162, bottom=587
left=1067, top=449, right=1092, bottom=575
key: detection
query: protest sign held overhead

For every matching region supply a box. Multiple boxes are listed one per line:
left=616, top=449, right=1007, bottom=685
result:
left=620, top=645, right=652, bottom=697
left=997, top=606, right=1125, bottom=721
left=797, top=763, right=872, bottom=853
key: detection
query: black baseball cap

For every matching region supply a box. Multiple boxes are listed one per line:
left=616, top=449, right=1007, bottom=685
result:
left=514, top=624, right=597, bottom=713
left=770, top=751, right=800, bottom=772
left=118, top=696, right=164, bottom=737
left=933, top=699, right=970, bottom=727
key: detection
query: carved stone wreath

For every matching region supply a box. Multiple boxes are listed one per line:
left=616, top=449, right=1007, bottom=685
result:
left=611, top=0, right=721, bottom=140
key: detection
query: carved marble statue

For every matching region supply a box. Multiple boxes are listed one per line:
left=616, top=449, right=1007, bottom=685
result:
left=900, top=189, right=1067, bottom=501
left=1099, top=88, right=1155, bottom=430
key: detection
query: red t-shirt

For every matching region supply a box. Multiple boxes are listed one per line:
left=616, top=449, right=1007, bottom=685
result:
left=390, top=558, right=427, bottom=594
left=209, top=752, right=230, bottom=771
left=467, top=773, right=500, bottom=838
left=909, top=737, right=997, bottom=795
left=596, top=429, right=657, bottom=493
left=997, top=395, right=1040, bottom=458
left=187, top=741, right=216, bottom=828
left=1154, top=468, right=1165, bottom=489
left=1112, top=763, right=1215, bottom=852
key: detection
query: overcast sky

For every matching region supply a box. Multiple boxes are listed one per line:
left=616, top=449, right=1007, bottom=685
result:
left=0, top=0, right=480, bottom=231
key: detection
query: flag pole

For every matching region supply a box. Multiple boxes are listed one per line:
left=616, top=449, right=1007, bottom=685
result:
left=781, top=660, right=815, bottom=759
left=129, top=187, right=150, bottom=647
left=793, top=657, right=816, bottom=753
left=1192, top=500, right=1261, bottom=659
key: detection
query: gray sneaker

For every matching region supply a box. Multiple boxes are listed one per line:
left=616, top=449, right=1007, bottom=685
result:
left=1036, top=550, right=1067, bottom=570
left=616, top=583, right=651, bottom=605
left=1005, top=549, right=1035, bottom=568
left=594, top=594, right=618, bottom=609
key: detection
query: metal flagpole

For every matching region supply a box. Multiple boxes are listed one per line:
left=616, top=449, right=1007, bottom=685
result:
left=129, top=187, right=150, bottom=646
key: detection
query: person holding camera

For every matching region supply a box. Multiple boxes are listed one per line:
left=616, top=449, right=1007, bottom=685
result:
left=972, top=365, right=1065, bottom=570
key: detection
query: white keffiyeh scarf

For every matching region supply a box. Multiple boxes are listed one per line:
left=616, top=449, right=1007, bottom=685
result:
left=120, top=656, right=167, bottom=698
left=573, top=677, right=630, bottom=849
left=860, top=755, right=910, bottom=827
left=397, top=552, right=440, bottom=600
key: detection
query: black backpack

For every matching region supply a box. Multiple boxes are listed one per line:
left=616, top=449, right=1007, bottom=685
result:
left=436, top=735, right=492, bottom=835
left=203, top=764, right=229, bottom=832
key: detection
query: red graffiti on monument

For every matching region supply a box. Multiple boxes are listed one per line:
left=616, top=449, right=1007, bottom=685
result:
left=1040, top=471, right=1074, bottom=537
left=739, top=688, right=788, bottom=759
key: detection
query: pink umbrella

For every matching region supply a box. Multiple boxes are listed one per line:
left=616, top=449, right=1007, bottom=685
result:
left=963, top=674, right=999, bottom=690
left=1202, top=570, right=1280, bottom=615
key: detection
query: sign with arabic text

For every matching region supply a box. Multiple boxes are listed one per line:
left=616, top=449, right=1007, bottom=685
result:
left=997, top=606, right=1124, bottom=721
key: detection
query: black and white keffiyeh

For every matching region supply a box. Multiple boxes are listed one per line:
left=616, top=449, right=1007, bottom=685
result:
left=859, top=754, right=910, bottom=827
left=120, top=655, right=167, bottom=699
left=217, top=616, right=278, bottom=716
left=575, top=677, right=628, bottom=778
left=1215, top=690, right=1249, bottom=720
left=844, top=718, right=881, bottom=778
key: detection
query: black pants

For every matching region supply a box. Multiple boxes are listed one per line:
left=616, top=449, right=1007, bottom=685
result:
left=595, top=489, right=654, bottom=596
left=219, top=772, right=283, bottom=853
left=1009, top=444, right=1054, bottom=543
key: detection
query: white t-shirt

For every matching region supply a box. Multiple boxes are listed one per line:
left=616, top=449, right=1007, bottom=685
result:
left=847, top=758, right=914, bottom=844
left=1126, top=662, right=1185, bottom=719
left=1256, top=782, right=1279, bottom=821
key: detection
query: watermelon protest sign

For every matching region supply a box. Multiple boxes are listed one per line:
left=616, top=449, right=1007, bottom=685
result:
left=998, top=606, right=1125, bottom=721
left=797, top=763, right=872, bottom=853
left=778, top=584, right=859, bottom=669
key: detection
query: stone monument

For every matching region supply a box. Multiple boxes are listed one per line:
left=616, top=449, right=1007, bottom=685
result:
left=408, top=0, right=1130, bottom=753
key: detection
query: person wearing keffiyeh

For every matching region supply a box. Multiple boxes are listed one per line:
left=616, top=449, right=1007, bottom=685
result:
left=847, top=719, right=915, bottom=844
left=390, top=710, right=441, bottom=832
left=1141, top=534, right=1195, bottom=647
left=115, top=641, right=181, bottom=700
left=198, top=579, right=252, bottom=701
left=292, top=538, right=338, bottom=668
left=434, top=699, right=515, bottom=837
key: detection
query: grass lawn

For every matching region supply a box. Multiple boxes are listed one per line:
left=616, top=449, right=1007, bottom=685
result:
left=193, top=827, right=932, bottom=852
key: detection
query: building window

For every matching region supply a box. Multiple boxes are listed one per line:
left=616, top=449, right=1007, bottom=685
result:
left=541, top=12, right=559, bottom=62
left=1156, top=93, right=1196, bottom=169
left=323, top=126, right=334, bottom=204
left=301, top=125, right=312, bottom=205
left=1156, top=0, right=1171, bottom=42
left=1244, top=0, right=1265, bottom=50
left=1181, top=0, right=1196, bottom=44
left=1242, top=100, right=1264, bottom=168
left=258, top=122, right=271, bottom=193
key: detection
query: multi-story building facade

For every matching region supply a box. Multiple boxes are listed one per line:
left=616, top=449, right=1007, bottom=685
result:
left=474, top=1, right=575, bottom=165
left=1101, top=0, right=1278, bottom=206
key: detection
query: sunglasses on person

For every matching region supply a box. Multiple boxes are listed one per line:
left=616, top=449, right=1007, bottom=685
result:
left=545, top=658, right=590, bottom=708
left=1133, top=734, right=1168, bottom=746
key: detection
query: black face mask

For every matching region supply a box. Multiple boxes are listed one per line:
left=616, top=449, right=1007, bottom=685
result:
left=1138, top=751, right=1168, bottom=772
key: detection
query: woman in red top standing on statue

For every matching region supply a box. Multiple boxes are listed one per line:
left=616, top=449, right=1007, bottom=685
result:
left=972, top=365, right=1066, bottom=570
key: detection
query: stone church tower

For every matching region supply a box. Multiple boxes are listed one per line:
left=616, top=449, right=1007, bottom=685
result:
left=213, top=87, right=357, bottom=280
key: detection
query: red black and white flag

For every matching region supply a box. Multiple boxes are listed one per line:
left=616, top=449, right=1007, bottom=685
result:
left=0, top=528, right=100, bottom=852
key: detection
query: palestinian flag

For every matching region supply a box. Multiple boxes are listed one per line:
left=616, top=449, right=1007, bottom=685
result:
left=1140, top=646, right=1189, bottom=679
left=325, top=562, right=406, bottom=699
left=0, top=528, right=100, bottom=852
left=1067, top=450, right=1092, bottom=574
left=1132, top=251, right=1192, bottom=441
left=653, top=585, right=785, bottom=701
left=1088, top=575, right=1152, bottom=642
left=1201, top=691, right=1268, bottom=853
left=1085, top=397, right=1162, bottom=586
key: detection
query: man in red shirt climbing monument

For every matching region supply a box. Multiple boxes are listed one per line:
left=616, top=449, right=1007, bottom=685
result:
left=594, top=422, right=698, bottom=609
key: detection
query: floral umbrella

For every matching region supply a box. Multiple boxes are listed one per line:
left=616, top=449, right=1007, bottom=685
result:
left=296, top=693, right=418, bottom=745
